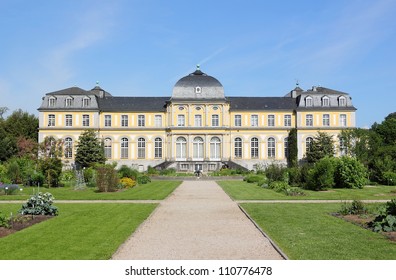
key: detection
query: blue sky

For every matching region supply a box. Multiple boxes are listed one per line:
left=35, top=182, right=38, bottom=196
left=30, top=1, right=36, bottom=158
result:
left=0, top=0, right=395, bottom=128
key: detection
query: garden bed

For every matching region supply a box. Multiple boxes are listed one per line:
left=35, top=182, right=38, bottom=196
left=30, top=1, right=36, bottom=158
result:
left=334, top=213, right=396, bottom=242
left=0, top=215, right=53, bottom=238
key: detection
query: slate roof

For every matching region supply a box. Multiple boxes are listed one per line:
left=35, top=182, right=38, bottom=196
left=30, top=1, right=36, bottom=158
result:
left=45, top=87, right=90, bottom=96
left=228, top=97, right=297, bottom=111
left=97, top=97, right=169, bottom=112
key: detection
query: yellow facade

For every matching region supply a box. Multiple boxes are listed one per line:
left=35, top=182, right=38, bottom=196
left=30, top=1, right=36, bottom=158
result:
left=38, top=68, right=356, bottom=171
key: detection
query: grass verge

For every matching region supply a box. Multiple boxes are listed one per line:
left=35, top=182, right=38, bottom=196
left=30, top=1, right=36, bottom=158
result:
left=0, top=181, right=181, bottom=200
left=241, top=203, right=396, bottom=259
left=219, top=181, right=396, bottom=200
left=0, top=203, right=157, bottom=259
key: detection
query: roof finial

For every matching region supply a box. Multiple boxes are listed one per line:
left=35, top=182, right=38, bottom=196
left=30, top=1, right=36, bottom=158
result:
left=295, top=79, right=299, bottom=86
left=96, top=81, right=99, bottom=86
left=196, top=64, right=200, bottom=70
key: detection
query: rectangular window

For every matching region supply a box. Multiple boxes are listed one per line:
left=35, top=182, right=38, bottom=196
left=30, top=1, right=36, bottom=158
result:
left=48, top=114, right=55, bottom=127
left=121, top=115, right=128, bottom=127
left=268, top=115, right=275, bottom=127
left=65, top=98, right=73, bottom=107
left=105, top=115, right=111, bottom=127
left=178, top=115, right=185, bottom=127
left=83, top=98, right=90, bottom=107
left=138, top=115, right=145, bottom=127
left=340, top=114, right=347, bottom=127
left=234, top=115, right=242, bottom=127
left=251, top=115, right=258, bottom=127
left=212, top=114, right=219, bottom=127
left=284, top=115, right=291, bottom=127
left=155, top=115, right=162, bottom=127
left=180, top=164, right=189, bottom=170
left=82, top=115, right=90, bottom=127
left=194, top=115, right=202, bottom=127
left=48, top=98, right=56, bottom=107
left=306, top=114, right=313, bottom=127
left=323, top=114, right=330, bottom=126
left=65, top=114, right=72, bottom=127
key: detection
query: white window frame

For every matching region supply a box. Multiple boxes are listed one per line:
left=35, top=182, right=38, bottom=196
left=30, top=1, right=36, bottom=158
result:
left=212, top=114, right=219, bottom=127
left=251, top=115, right=258, bottom=127
left=121, top=115, right=128, bottom=127
left=104, top=115, right=111, bottom=127
left=323, top=114, right=330, bottom=126
left=48, top=114, right=55, bottom=127
left=194, top=115, right=202, bottom=127
left=251, top=137, right=259, bottom=158
left=82, top=115, right=90, bottom=127
left=138, top=115, right=145, bottom=127
left=306, top=114, right=313, bottom=127
left=235, top=115, right=242, bottom=127
left=340, top=114, right=347, bottom=127
left=284, top=115, right=291, bottom=127
left=65, top=114, right=72, bottom=127
left=178, top=114, right=185, bottom=127
left=268, top=115, right=275, bottom=127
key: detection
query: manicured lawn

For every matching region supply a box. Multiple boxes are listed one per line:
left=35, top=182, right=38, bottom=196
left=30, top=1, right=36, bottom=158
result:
left=219, top=180, right=396, bottom=200
left=241, top=203, right=396, bottom=259
left=0, top=180, right=181, bottom=200
left=0, top=203, right=157, bottom=259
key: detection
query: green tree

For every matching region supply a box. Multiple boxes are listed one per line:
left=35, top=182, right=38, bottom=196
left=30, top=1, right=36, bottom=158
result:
left=306, top=157, right=338, bottom=190
left=38, top=136, right=64, bottom=187
left=0, top=125, right=17, bottom=162
left=287, top=128, right=298, bottom=167
left=306, top=132, right=335, bottom=163
left=3, top=109, right=38, bottom=141
left=75, top=130, right=106, bottom=168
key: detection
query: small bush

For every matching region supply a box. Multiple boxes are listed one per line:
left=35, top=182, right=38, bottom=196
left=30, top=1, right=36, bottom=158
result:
left=137, top=175, right=151, bottom=184
left=268, top=181, right=289, bottom=193
left=147, top=166, right=159, bottom=175
left=339, top=200, right=368, bottom=215
left=118, top=165, right=140, bottom=180
left=159, top=168, right=176, bottom=176
left=335, top=156, right=368, bottom=189
left=119, top=177, right=136, bottom=189
left=284, top=187, right=306, bottom=196
left=243, top=174, right=266, bottom=184
left=287, top=167, right=302, bottom=187
left=265, top=163, right=288, bottom=183
left=0, top=184, right=20, bottom=195
left=96, top=165, right=119, bottom=192
left=19, top=192, right=58, bottom=216
left=31, top=172, right=45, bottom=186
left=0, top=211, right=11, bottom=228
left=306, top=157, right=338, bottom=191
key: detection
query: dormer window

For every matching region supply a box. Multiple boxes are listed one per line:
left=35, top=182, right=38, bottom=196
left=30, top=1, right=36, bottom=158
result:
left=322, top=96, right=330, bottom=107
left=195, top=86, right=202, bottom=94
left=83, top=97, right=90, bottom=107
left=338, top=96, right=346, bottom=106
left=65, top=97, right=73, bottom=107
left=48, top=97, right=56, bottom=107
left=305, top=96, right=313, bottom=107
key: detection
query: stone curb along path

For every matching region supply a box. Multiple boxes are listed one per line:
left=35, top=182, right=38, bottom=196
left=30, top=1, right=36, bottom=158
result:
left=111, top=181, right=284, bottom=260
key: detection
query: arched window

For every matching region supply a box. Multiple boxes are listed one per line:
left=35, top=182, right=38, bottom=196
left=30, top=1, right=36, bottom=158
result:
left=176, top=137, right=187, bottom=160
left=210, top=137, right=221, bottom=160
left=138, top=137, right=146, bottom=159
left=234, top=137, right=242, bottom=158
left=104, top=138, right=112, bottom=159
left=121, top=137, right=129, bottom=159
left=251, top=137, right=259, bottom=158
left=306, top=137, right=313, bottom=153
left=193, top=137, right=204, bottom=160
left=154, top=137, right=162, bottom=158
left=64, top=137, right=73, bottom=158
left=322, top=96, right=330, bottom=107
left=284, top=137, right=289, bottom=159
left=267, top=137, right=276, bottom=158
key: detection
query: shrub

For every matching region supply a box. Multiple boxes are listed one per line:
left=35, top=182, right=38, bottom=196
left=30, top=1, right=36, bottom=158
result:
left=118, top=165, right=139, bottom=180
left=284, top=186, right=306, bottom=196
left=287, top=167, right=302, bottom=187
left=339, top=200, right=368, bottom=215
left=382, top=171, right=396, bottom=186
left=137, top=175, right=151, bottom=184
left=243, top=174, right=266, bottom=184
left=335, top=156, right=368, bottom=189
left=119, top=177, right=136, bottom=189
left=147, top=166, right=159, bottom=175
left=159, top=168, right=176, bottom=176
left=31, top=172, right=45, bottom=186
left=265, top=163, right=288, bottom=183
left=306, top=157, right=338, bottom=191
left=268, top=181, right=289, bottom=193
left=19, top=192, right=58, bottom=216
left=96, top=165, right=119, bottom=192
left=0, top=211, right=11, bottom=228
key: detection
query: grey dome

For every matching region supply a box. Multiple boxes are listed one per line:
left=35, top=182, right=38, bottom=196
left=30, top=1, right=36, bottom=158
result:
left=172, top=66, right=225, bottom=100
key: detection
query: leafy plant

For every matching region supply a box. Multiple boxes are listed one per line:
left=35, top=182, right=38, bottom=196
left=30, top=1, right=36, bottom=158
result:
left=335, top=156, right=368, bottom=189
left=96, top=165, right=119, bottom=192
left=369, top=199, right=396, bottom=232
left=339, top=200, right=368, bottom=215
left=306, top=157, right=338, bottom=190
left=243, top=174, right=266, bottom=184
left=0, top=211, right=11, bottom=228
left=137, top=175, right=151, bottom=184
left=19, top=192, right=58, bottom=216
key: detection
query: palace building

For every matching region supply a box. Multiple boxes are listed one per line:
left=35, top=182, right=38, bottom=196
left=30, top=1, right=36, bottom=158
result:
left=38, top=66, right=356, bottom=172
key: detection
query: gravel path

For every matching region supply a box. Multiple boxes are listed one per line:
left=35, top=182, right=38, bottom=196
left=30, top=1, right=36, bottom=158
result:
left=111, top=180, right=283, bottom=260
